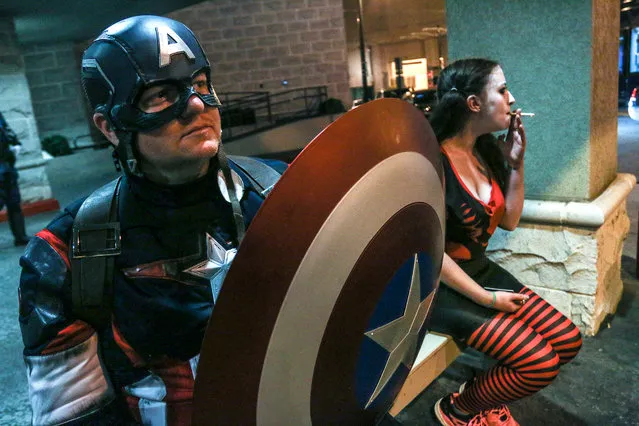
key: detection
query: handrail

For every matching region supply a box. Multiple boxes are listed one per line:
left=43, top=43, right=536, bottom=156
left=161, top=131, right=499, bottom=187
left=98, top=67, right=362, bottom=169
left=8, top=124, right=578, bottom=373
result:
left=216, top=85, right=329, bottom=141
left=68, top=86, right=332, bottom=151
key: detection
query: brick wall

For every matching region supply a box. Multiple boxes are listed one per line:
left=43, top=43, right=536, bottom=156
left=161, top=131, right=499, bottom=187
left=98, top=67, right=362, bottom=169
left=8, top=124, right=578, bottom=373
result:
left=0, top=18, right=52, bottom=203
left=22, top=41, right=92, bottom=146
left=167, top=0, right=351, bottom=107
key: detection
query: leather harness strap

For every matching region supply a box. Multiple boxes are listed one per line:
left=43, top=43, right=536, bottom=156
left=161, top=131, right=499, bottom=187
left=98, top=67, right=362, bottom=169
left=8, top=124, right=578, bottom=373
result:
left=69, top=157, right=281, bottom=328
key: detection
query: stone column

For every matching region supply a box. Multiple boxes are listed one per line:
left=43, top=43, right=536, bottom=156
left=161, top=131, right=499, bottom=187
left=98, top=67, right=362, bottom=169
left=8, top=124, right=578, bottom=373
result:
left=0, top=18, right=57, bottom=215
left=446, top=0, right=633, bottom=335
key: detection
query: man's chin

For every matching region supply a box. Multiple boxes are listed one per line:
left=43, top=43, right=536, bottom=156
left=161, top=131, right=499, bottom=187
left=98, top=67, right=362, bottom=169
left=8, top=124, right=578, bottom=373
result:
left=191, top=138, right=221, bottom=158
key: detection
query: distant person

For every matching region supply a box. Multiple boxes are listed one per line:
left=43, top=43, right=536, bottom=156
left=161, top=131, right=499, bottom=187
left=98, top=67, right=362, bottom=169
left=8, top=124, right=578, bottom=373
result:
left=0, top=111, right=31, bottom=246
left=428, top=58, right=582, bottom=425
left=18, top=15, right=286, bottom=424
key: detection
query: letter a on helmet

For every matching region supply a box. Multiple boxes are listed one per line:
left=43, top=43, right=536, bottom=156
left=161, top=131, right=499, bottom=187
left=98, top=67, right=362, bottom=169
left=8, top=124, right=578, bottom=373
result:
left=157, top=26, right=196, bottom=67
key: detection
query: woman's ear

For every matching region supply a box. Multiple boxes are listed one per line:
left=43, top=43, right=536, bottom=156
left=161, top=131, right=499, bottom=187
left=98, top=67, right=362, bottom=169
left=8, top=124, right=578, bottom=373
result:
left=92, top=113, right=120, bottom=147
left=466, top=94, right=482, bottom=113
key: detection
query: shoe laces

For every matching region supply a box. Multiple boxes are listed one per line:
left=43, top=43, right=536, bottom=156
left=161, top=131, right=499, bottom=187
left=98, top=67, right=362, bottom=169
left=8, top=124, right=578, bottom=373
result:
left=483, top=405, right=519, bottom=426
left=446, top=394, right=488, bottom=426
left=467, top=412, right=491, bottom=426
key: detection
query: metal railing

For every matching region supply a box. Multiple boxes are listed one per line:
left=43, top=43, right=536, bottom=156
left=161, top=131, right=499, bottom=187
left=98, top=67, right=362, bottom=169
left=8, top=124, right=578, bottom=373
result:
left=67, top=86, right=331, bottom=151
left=217, top=86, right=329, bottom=141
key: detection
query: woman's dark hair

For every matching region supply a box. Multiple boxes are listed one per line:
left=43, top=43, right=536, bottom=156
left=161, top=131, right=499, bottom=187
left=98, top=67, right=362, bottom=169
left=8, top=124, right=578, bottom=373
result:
left=428, top=58, right=509, bottom=192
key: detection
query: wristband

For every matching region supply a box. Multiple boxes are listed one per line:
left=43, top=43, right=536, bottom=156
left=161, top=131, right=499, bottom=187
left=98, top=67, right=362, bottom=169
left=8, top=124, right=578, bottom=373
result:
left=488, top=291, right=496, bottom=308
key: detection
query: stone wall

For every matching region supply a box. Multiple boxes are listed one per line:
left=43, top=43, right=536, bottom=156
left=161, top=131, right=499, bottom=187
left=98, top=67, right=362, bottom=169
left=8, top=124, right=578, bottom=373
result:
left=487, top=204, right=631, bottom=336
left=167, top=0, right=351, bottom=107
left=0, top=18, right=52, bottom=203
left=22, top=41, right=92, bottom=147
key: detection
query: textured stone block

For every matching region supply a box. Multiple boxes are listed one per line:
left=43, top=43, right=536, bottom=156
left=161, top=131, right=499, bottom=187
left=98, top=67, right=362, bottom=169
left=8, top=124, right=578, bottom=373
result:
left=310, top=19, right=331, bottom=31
left=296, top=9, right=317, bottom=20
left=29, top=84, right=62, bottom=103
left=487, top=203, right=630, bottom=336
left=23, top=52, right=55, bottom=70
left=244, top=25, right=267, bottom=38
left=287, top=21, right=309, bottom=32
left=233, top=15, right=254, bottom=26
left=263, top=0, right=285, bottom=11
left=256, top=13, right=277, bottom=25
left=241, top=2, right=264, bottom=14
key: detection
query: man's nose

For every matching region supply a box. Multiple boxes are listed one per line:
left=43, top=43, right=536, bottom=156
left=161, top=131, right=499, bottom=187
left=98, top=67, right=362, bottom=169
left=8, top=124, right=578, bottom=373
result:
left=181, top=94, right=206, bottom=119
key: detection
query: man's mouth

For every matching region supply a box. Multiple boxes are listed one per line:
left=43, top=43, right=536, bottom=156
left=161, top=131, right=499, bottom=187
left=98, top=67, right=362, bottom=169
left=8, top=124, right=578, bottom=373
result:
left=183, top=126, right=212, bottom=138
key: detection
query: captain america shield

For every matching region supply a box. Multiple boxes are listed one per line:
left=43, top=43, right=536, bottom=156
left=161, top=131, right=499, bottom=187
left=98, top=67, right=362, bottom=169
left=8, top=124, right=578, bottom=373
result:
left=193, top=98, right=445, bottom=425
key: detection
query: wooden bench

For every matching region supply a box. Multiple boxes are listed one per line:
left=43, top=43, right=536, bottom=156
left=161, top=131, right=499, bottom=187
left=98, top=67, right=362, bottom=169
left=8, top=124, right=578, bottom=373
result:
left=389, top=332, right=462, bottom=416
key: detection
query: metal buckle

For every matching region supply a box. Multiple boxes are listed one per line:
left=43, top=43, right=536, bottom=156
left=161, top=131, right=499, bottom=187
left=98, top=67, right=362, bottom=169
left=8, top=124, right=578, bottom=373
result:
left=72, top=222, right=121, bottom=258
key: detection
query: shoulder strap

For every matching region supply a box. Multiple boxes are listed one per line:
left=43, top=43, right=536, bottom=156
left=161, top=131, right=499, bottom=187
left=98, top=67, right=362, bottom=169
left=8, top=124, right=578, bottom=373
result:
left=70, top=176, right=122, bottom=328
left=68, top=157, right=281, bottom=328
left=228, top=155, right=282, bottom=197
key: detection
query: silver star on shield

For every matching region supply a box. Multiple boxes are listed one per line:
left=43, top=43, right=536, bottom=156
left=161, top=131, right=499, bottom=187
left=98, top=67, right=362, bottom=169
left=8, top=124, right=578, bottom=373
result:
left=184, top=233, right=237, bottom=302
left=363, top=254, right=436, bottom=408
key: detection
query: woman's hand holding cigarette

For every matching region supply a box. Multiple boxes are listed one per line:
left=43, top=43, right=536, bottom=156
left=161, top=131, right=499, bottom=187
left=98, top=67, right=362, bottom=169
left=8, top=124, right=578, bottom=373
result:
left=499, top=108, right=527, bottom=170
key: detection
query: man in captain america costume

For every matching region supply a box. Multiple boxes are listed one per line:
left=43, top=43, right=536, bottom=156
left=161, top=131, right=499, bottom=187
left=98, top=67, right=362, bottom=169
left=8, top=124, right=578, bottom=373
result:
left=18, top=15, right=287, bottom=425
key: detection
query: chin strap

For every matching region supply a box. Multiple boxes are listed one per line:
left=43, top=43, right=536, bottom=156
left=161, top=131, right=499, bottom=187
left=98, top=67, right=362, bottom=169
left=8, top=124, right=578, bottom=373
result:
left=216, top=143, right=246, bottom=245
left=113, top=128, right=245, bottom=244
left=113, top=131, right=144, bottom=178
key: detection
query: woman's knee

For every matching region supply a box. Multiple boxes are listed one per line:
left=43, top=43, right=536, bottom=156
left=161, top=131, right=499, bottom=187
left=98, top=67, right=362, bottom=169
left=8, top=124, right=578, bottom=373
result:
left=554, top=322, right=583, bottom=365
left=518, top=345, right=561, bottom=386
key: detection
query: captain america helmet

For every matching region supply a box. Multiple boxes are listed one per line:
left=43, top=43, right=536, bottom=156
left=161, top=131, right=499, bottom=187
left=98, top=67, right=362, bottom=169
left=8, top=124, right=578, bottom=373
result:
left=80, top=15, right=221, bottom=133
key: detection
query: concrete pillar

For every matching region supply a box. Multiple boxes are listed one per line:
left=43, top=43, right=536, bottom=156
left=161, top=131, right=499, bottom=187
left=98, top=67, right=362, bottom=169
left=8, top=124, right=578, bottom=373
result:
left=446, top=0, right=634, bottom=335
left=0, top=18, right=57, bottom=217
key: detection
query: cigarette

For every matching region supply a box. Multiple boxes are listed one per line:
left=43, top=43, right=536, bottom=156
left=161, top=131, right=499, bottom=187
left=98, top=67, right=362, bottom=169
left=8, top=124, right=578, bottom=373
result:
left=510, top=112, right=535, bottom=117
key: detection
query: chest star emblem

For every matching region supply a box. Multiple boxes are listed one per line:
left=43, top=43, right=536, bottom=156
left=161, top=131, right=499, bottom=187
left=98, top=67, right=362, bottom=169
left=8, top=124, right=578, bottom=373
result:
left=363, top=254, right=435, bottom=408
left=184, top=233, right=237, bottom=302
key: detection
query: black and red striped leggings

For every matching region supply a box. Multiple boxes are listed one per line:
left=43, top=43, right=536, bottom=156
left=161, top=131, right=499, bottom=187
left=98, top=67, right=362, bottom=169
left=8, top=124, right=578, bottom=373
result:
left=453, top=287, right=583, bottom=413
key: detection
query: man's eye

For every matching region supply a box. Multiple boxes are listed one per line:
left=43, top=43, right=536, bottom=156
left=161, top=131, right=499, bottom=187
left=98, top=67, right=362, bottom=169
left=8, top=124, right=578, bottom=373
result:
left=151, top=90, right=168, bottom=102
left=193, top=81, right=209, bottom=92
left=138, top=86, right=179, bottom=112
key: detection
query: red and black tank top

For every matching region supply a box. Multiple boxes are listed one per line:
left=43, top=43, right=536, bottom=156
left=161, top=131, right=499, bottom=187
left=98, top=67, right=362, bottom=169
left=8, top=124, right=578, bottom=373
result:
left=441, top=149, right=506, bottom=262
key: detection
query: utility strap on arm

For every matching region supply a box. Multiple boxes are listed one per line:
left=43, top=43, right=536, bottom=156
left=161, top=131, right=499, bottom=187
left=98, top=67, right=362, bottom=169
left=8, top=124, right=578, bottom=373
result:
left=228, top=155, right=282, bottom=198
left=70, top=177, right=122, bottom=329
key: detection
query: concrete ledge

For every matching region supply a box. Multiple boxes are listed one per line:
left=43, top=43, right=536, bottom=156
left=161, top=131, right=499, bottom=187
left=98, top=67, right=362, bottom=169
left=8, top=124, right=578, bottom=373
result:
left=0, top=198, right=60, bottom=222
left=14, top=155, right=51, bottom=171
left=521, top=173, right=636, bottom=227
left=389, top=333, right=461, bottom=416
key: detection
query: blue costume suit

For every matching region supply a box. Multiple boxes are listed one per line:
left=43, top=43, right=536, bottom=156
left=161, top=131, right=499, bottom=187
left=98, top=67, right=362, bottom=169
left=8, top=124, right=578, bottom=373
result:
left=18, top=158, right=286, bottom=425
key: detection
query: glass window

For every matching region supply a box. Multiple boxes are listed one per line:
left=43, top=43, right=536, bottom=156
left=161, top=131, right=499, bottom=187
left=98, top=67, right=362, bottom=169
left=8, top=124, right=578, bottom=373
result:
left=620, top=36, right=625, bottom=74
left=630, top=28, right=639, bottom=73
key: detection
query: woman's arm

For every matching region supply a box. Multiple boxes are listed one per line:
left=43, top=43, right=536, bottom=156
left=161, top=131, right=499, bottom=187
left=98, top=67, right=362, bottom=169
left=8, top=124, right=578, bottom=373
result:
left=498, top=111, right=527, bottom=230
left=499, top=164, right=524, bottom=230
left=441, top=252, right=528, bottom=312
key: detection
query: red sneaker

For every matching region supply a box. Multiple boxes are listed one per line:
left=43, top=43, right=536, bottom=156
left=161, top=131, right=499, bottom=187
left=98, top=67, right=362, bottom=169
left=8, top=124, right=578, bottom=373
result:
left=455, top=382, right=519, bottom=426
left=483, top=405, right=520, bottom=426
left=433, top=393, right=488, bottom=426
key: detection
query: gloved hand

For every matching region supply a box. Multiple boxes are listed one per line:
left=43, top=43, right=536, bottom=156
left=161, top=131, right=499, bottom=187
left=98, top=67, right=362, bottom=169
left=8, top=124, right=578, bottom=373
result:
left=9, top=144, right=21, bottom=157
